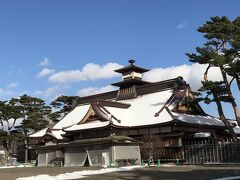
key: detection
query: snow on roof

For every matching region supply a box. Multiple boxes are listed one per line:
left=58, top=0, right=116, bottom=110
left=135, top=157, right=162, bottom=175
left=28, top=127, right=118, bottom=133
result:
left=29, top=105, right=90, bottom=139
left=67, top=90, right=174, bottom=130
left=172, top=112, right=224, bottom=126
left=51, top=130, right=65, bottom=139
left=108, top=90, right=174, bottom=127
left=64, top=90, right=174, bottom=131
left=194, top=132, right=211, bottom=138
left=29, top=128, right=47, bottom=138
left=30, top=87, right=229, bottom=136
left=105, top=93, right=173, bottom=127
left=65, top=89, right=226, bottom=130
left=64, top=120, right=110, bottom=131
left=234, top=126, right=240, bottom=134
left=53, top=104, right=90, bottom=129
left=29, top=128, right=65, bottom=140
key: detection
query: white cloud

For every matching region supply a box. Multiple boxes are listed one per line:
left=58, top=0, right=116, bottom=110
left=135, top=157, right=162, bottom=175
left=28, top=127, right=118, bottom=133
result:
left=77, top=85, right=117, bottom=97
left=34, top=86, right=60, bottom=98
left=6, top=83, right=19, bottom=89
left=49, top=63, right=123, bottom=84
left=177, top=22, right=187, bottom=29
left=39, top=58, right=49, bottom=66
left=37, top=68, right=55, bottom=78
left=143, top=64, right=222, bottom=91
left=0, top=88, right=14, bottom=96
left=0, top=89, right=29, bottom=100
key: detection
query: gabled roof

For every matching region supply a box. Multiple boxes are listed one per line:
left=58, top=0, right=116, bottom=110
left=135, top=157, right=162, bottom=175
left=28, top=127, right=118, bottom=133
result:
left=64, top=89, right=176, bottom=132
left=29, top=128, right=47, bottom=138
left=53, top=104, right=90, bottom=129
left=29, top=77, right=228, bottom=139
left=29, top=104, right=90, bottom=140
left=63, top=85, right=225, bottom=132
left=29, top=128, right=66, bottom=140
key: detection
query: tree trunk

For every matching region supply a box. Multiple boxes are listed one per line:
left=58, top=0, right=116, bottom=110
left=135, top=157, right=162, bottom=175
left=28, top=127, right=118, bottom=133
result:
left=0, top=120, right=4, bottom=131
left=24, top=139, right=28, bottom=166
left=213, top=93, right=238, bottom=141
left=237, top=78, right=240, bottom=91
left=6, top=121, right=12, bottom=163
left=220, top=68, right=240, bottom=126
left=204, top=65, right=238, bottom=141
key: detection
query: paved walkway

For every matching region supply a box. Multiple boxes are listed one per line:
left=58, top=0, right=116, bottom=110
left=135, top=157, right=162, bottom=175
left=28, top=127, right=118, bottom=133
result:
left=83, top=166, right=240, bottom=180
left=1, top=165, right=240, bottom=180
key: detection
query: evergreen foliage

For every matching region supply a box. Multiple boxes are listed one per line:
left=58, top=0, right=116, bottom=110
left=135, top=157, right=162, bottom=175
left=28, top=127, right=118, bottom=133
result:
left=49, top=95, right=80, bottom=123
left=0, top=95, right=51, bottom=159
left=186, top=16, right=240, bottom=140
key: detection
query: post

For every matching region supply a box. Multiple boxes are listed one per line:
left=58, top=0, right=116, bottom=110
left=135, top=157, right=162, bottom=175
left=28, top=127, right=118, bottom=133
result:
left=157, top=159, right=161, bottom=167
left=176, top=159, right=179, bottom=166
left=24, top=139, right=28, bottom=166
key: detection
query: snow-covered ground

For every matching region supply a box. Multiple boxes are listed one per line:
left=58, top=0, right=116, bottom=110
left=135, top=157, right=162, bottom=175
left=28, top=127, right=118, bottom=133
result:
left=0, top=164, right=34, bottom=169
left=16, top=166, right=142, bottom=180
left=213, top=177, right=240, bottom=180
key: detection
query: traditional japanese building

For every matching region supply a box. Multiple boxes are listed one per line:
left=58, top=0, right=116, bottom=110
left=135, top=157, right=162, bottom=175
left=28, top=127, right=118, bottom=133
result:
left=29, top=60, right=233, bottom=167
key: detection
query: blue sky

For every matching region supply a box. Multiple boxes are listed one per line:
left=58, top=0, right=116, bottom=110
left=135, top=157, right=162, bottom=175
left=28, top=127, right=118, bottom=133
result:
left=0, top=0, right=239, bottom=118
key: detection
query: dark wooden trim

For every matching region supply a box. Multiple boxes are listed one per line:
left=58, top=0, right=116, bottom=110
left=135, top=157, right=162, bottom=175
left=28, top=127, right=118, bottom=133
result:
left=97, top=103, right=121, bottom=123
left=97, top=99, right=131, bottom=109
left=76, top=78, right=179, bottom=105
left=41, top=133, right=58, bottom=141
left=37, top=136, right=141, bottom=149
left=158, top=132, right=184, bottom=137
left=111, top=78, right=150, bottom=87
left=78, top=106, right=94, bottom=124
left=91, top=101, right=110, bottom=121
left=136, top=79, right=176, bottom=96
left=116, top=85, right=137, bottom=100
left=165, top=106, right=178, bottom=119
left=77, top=90, right=118, bottom=105
left=110, top=120, right=178, bottom=129
left=114, top=64, right=149, bottom=73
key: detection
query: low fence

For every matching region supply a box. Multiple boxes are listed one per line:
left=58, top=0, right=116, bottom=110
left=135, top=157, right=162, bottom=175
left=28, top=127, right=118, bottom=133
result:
left=184, top=139, right=240, bottom=164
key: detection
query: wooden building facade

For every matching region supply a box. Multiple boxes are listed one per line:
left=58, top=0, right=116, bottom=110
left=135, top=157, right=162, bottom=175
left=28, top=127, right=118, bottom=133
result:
left=29, top=60, right=235, bottom=167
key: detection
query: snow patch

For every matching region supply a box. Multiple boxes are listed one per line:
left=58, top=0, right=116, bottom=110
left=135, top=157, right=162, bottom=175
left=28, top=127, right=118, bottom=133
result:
left=0, top=164, right=34, bottom=169
left=194, top=132, right=211, bottom=138
left=212, top=176, right=240, bottom=180
left=16, top=166, right=142, bottom=180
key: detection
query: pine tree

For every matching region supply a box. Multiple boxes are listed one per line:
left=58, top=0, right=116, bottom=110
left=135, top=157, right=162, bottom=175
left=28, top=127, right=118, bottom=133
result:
left=16, top=94, right=51, bottom=135
left=186, top=16, right=240, bottom=141
left=49, top=95, right=80, bottom=123
left=0, top=100, right=23, bottom=160
left=0, top=95, right=51, bottom=162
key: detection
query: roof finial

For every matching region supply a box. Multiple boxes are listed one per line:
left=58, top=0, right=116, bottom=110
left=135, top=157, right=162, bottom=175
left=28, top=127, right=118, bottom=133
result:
left=128, top=59, right=135, bottom=65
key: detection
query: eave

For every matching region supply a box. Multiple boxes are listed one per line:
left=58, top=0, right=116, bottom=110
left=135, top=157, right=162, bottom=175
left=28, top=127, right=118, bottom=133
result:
left=36, top=136, right=141, bottom=149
